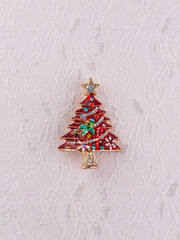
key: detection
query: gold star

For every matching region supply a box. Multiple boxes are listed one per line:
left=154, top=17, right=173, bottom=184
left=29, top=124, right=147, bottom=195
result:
left=81, top=78, right=99, bottom=96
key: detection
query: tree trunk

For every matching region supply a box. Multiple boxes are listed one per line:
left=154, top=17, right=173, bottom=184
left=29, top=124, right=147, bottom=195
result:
left=81, top=151, right=98, bottom=169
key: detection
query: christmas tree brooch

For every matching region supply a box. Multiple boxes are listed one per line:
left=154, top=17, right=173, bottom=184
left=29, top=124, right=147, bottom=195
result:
left=58, top=78, right=122, bottom=169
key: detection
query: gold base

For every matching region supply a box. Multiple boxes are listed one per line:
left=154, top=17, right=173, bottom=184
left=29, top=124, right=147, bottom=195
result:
left=57, top=147, right=122, bottom=152
left=58, top=147, right=122, bottom=169
left=81, top=151, right=98, bottom=169
left=82, top=164, right=98, bottom=169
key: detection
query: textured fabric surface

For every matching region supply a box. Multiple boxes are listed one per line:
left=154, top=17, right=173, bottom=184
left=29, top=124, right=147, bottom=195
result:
left=0, top=1, right=180, bottom=239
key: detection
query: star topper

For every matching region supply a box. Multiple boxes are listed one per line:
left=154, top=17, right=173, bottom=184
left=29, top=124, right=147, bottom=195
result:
left=81, top=78, right=99, bottom=96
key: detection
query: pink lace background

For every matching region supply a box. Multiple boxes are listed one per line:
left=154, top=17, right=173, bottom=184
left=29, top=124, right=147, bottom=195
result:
left=0, top=1, right=180, bottom=239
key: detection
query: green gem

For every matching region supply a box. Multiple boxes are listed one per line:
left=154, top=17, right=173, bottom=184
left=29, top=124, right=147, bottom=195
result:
left=90, top=128, right=95, bottom=135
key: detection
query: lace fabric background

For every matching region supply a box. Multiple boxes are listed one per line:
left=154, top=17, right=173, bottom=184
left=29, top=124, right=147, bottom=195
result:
left=0, top=0, right=180, bottom=239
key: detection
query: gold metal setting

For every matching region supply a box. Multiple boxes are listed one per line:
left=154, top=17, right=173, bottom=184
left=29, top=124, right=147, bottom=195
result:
left=81, top=151, right=98, bottom=169
left=58, top=78, right=122, bottom=168
left=81, top=78, right=99, bottom=96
